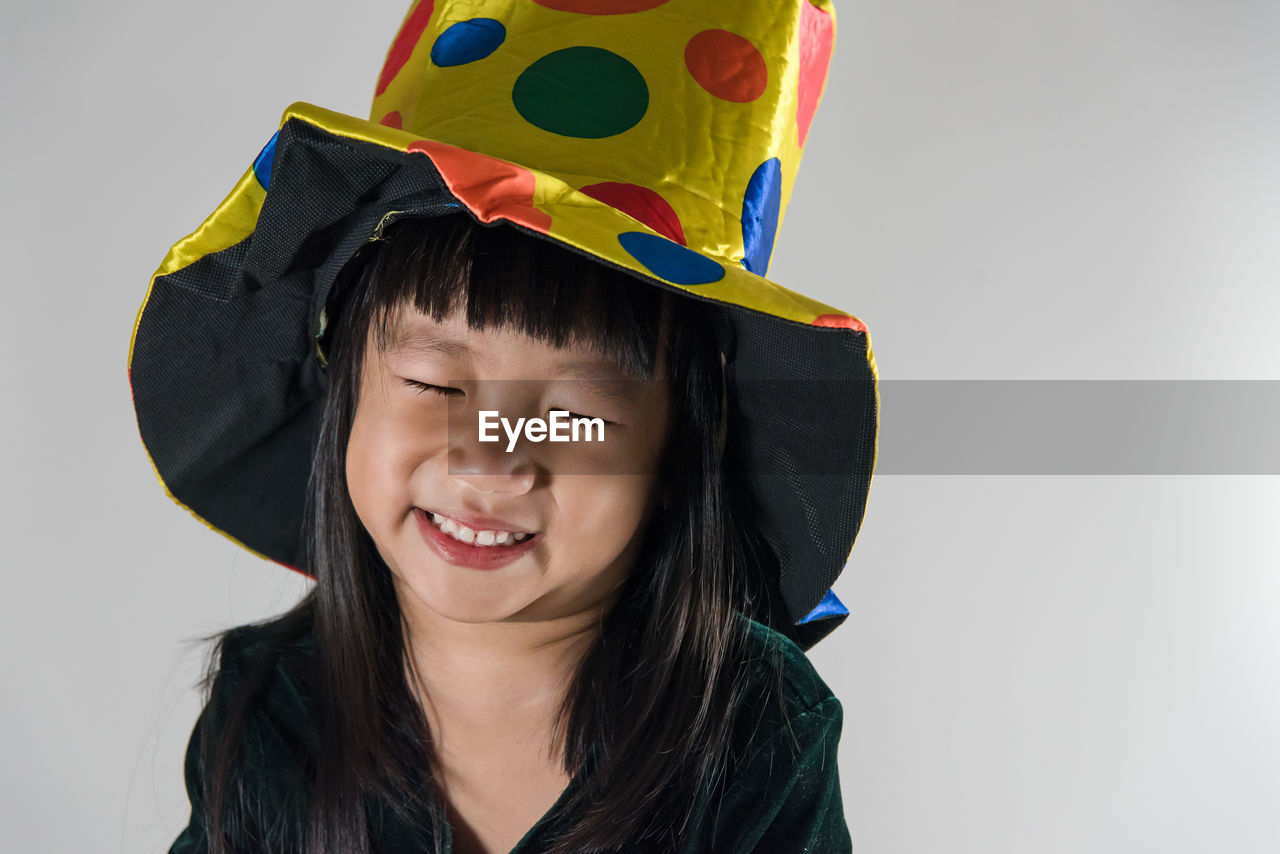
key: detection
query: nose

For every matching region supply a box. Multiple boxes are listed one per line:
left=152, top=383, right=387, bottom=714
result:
left=446, top=404, right=538, bottom=495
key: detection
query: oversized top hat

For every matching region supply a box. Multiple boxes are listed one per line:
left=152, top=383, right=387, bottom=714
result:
left=128, top=0, right=878, bottom=650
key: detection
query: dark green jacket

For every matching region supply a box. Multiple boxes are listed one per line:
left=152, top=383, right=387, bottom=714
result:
left=168, top=616, right=851, bottom=853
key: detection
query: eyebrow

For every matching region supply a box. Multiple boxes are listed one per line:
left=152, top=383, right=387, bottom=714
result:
left=387, top=328, right=648, bottom=406
left=387, top=327, right=473, bottom=360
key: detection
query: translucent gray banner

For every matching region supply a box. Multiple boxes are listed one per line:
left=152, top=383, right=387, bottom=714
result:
left=438, top=380, right=1280, bottom=475
left=878, top=380, right=1280, bottom=474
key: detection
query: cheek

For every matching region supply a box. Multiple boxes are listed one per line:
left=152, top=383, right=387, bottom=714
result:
left=346, top=407, right=419, bottom=524
left=345, top=410, right=386, bottom=527
left=554, top=476, right=658, bottom=550
left=347, top=396, right=455, bottom=525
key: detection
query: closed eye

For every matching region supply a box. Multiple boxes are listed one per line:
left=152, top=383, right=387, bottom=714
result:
left=556, top=409, right=613, bottom=426
left=402, top=379, right=461, bottom=397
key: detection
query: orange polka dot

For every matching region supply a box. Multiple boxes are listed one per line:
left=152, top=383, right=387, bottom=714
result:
left=376, top=0, right=435, bottom=97
left=379, top=111, right=403, bottom=129
left=812, top=314, right=867, bottom=333
left=797, top=1, right=835, bottom=146
left=406, top=140, right=552, bottom=233
left=684, top=30, right=768, bottom=103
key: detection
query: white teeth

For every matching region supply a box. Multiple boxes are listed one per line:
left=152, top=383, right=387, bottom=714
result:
left=427, top=511, right=532, bottom=547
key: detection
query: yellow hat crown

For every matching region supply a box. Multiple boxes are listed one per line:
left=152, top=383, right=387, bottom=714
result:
left=370, top=0, right=837, bottom=278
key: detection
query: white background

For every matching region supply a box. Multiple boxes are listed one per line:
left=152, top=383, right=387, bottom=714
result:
left=2, top=1, right=1278, bottom=852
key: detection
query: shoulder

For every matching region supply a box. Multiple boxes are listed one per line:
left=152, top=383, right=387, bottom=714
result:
left=736, top=612, right=838, bottom=716
left=202, top=613, right=321, bottom=770
left=214, top=612, right=317, bottom=694
left=683, top=617, right=850, bottom=851
left=169, top=613, right=321, bottom=851
left=725, top=612, right=843, bottom=771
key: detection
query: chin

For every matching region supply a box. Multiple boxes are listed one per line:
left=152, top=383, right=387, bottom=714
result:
left=401, top=568, right=531, bottom=624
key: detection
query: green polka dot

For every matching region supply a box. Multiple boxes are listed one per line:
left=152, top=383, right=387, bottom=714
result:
left=512, top=47, right=648, bottom=139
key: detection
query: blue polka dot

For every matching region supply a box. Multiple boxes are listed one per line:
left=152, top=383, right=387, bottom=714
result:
left=797, top=589, right=848, bottom=624
left=431, top=18, right=506, bottom=67
left=618, top=232, right=725, bottom=285
left=741, top=157, right=782, bottom=275
left=252, top=130, right=279, bottom=190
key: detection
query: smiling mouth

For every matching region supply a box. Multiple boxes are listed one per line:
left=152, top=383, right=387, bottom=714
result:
left=424, top=510, right=535, bottom=547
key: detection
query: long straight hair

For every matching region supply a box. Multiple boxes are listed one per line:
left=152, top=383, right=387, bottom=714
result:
left=192, top=212, right=792, bottom=853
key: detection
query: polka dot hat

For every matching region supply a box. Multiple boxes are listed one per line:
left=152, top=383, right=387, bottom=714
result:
left=128, top=0, right=878, bottom=650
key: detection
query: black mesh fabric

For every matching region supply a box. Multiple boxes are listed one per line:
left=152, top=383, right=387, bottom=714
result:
left=722, top=309, right=877, bottom=649
left=129, top=116, right=877, bottom=649
left=131, top=119, right=459, bottom=569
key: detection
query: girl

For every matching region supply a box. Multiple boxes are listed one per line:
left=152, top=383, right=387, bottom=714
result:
left=129, top=1, right=876, bottom=851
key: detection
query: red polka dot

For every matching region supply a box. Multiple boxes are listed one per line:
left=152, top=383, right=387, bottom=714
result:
left=812, top=314, right=867, bottom=333
left=797, top=1, right=834, bottom=146
left=579, top=182, right=686, bottom=245
left=684, top=30, right=768, bottom=103
left=407, top=140, right=552, bottom=233
left=376, top=0, right=435, bottom=97
left=379, top=111, right=403, bottom=129
left=529, top=0, right=670, bottom=12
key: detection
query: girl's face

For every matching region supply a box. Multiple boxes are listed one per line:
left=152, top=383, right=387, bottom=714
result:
left=346, top=302, right=672, bottom=627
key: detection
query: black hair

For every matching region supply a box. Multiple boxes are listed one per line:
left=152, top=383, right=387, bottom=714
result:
left=191, top=212, right=791, bottom=853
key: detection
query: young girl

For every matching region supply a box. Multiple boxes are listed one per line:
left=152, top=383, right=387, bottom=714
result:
left=129, top=1, right=876, bottom=851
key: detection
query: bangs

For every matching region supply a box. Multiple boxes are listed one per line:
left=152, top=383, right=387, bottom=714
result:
left=355, top=213, right=667, bottom=379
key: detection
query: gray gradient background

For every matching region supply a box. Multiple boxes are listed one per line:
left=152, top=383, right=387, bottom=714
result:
left=3, top=1, right=1278, bottom=851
